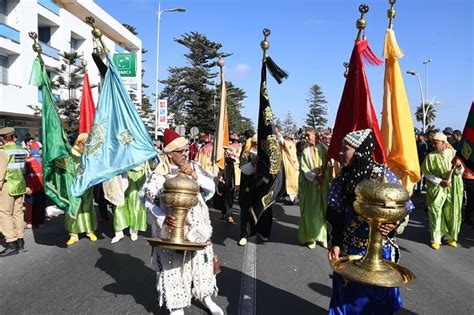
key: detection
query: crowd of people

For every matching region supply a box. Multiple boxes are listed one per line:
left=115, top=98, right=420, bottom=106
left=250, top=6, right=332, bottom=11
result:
left=0, top=123, right=472, bottom=314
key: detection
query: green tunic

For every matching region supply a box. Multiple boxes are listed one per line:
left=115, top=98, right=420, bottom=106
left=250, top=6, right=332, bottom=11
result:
left=422, top=148, right=463, bottom=243
left=113, top=166, right=147, bottom=232
left=297, top=145, right=331, bottom=246
left=65, top=150, right=97, bottom=234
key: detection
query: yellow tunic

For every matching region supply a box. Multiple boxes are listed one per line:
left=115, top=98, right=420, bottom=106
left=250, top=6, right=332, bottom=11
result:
left=280, top=139, right=299, bottom=197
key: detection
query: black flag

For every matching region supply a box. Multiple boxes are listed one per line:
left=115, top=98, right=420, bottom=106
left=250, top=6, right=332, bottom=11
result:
left=251, top=55, right=288, bottom=223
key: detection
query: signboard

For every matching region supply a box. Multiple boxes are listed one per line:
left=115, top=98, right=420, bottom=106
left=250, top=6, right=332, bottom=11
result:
left=113, top=53, right=136, bottom=77
left=158, top=99, right=168, bottom=126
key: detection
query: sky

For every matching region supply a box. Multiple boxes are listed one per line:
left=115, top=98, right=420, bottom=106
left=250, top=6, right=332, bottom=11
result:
left=95, top=0, right=473, bottom=131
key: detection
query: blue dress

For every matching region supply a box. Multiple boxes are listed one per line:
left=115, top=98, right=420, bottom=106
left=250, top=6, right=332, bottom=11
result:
left=328, top=167, right=414, bottom=315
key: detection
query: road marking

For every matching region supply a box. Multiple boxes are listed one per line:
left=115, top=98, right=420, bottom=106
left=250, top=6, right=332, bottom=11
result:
left=238, top=238, right=257, bottom=315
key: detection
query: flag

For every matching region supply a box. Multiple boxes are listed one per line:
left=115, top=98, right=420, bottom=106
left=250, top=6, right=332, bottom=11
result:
left=381, top=29, right=420, bottom=193
left=252, top=55, right=288, bottom=223
left=457, top=102, right=474, bottom=172
left=71, top=54, right=157, bottom=197
left=327, top=39, right=386, bottom=164
left=29, top=58, right=80, bottom=218
left=212, top=61, right=230, bottom=171
left=78, top=72, right=95, bottom=134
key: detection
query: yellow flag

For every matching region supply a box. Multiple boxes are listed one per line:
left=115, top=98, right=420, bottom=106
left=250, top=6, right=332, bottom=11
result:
left=213, top=61, right=230, bottom=171
left=381, top=29, right=420, bottom=194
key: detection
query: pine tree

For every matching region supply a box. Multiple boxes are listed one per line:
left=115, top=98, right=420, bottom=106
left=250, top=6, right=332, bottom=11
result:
left=282, top=112, right=298, bottom=136
left=53, top=51, right=86, bottom=138
left=305, top=84, right=328, bottom=129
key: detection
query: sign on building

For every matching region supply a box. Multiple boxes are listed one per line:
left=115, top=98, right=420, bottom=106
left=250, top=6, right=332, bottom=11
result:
left=158, top=99, right=168, bottom=126
left=113, top=53, right=136, bottom=77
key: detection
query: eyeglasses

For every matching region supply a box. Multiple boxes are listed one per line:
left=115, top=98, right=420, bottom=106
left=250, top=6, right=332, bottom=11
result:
left=173, top=148, right=189, bottom=154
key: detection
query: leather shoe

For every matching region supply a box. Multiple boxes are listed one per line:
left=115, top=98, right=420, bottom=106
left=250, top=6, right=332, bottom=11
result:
left=17, top=238, right=25, bottom=250
left=0, top=242, right=19, bottom=257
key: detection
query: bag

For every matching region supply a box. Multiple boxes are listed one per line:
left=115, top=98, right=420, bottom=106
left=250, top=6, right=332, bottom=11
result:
left=213, top=255, right=221, bottom=275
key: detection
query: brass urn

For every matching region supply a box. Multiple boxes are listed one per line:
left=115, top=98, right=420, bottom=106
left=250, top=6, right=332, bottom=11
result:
left=145, top=173, right=208, bottom=251
left=330, top=179, right=415, bottom=287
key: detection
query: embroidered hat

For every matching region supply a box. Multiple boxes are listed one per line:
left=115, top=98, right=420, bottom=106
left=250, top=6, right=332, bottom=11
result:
left=0, top=127, right=14, bottom=136
left=163, top=128, right=188, bottom=153
left=343, top=129, right=372, bottom=149
left=322, top=132, right=332, bottom=139
left=433, top=132, right=448, bottom=143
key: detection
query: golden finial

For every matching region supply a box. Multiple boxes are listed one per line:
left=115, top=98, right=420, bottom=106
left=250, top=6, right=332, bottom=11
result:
left=355, top=4, right=369, bottom=41
left=387, top=0, right=397, bottom=29
left=260, top=28, right=271, bottom=61
left=217, top=56, right=225, bottom=68
left=85, top=16, right=109, bottom=53
left=343, top=62, right=349, bottom=78
left=29, top=32, right=44, bottom=66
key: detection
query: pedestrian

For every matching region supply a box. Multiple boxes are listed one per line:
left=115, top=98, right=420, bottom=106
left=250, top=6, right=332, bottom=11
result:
left=111, top=164, right=148, bottom=244
left=298, top=129, right=330, bottom=249
left=422, top=132, right=464, bottom=249
left=65, top=133, right=98, bottom=246
left=140, top=128, right=223, bottom=315
left=461, top=162, right=474, bottom=225
left=214, top=148, right=236, bottom=224
left=238, top=133, right=274, bottom=246
left=452, top=130, right=462, bottom=150
left=275, top=127, right=299, bottom=205
left=415, top=133, right=429, bottom=193
left=443, top=127, right=454, bottom=145
left=196, top=135, right=214, bottom=175
left=0, top=127, right=28, bottom=257
left=24, top=139, right=46, bottom=228
left=229, top=132, right=242, bottom=198
left=326, top=128, right=413, bottom=314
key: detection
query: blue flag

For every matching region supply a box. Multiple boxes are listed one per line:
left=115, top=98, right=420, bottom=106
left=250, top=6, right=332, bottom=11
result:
left=71, top=54, right=157, bottom=197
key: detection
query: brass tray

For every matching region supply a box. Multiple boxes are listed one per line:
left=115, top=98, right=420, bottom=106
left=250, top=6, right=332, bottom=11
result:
left=144, top=237, right=208, bottom=251
left=330, top=255, right=416, bottom=287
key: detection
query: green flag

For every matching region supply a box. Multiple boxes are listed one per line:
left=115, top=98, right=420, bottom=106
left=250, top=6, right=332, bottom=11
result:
left=30, top=58, right=80, bottom=218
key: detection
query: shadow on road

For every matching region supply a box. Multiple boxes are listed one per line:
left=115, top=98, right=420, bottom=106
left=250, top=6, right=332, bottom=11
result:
left=217, top=265, right=328, bottom=314
left=95, top=248, right=160, bottom=314
left=308, top=282, right=332, bottom=298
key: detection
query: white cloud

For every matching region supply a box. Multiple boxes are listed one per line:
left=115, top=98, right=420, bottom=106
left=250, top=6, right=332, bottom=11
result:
left=229, top=63, right=250, bottom=79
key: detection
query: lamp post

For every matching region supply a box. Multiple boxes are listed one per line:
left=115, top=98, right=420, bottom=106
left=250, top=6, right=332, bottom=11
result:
left=423, top=58, right=432, bottom=109
left=406, top=70, right=425, bottom=133
left=154, top=2, right=186, bottom=140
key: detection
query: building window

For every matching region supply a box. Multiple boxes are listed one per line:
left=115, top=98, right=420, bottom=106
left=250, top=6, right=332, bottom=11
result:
left=0, top=0, right=6, bottom=24
left=38, top=26, right=51, bottom=44
left=71, top=37, right=79, bottom=51
left=0, top=54, right=8, bottom=84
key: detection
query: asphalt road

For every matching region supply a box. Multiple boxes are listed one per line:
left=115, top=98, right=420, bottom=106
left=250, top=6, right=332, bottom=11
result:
left=0, top=193, right=473, bottom=314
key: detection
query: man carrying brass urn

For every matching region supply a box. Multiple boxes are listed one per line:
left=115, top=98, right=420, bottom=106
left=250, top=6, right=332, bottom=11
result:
left=140, top=129, right=223, bottom=315
left=326, top=129, right=414, bottom=314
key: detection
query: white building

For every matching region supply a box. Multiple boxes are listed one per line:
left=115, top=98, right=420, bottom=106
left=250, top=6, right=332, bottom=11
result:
left=0, top=0, right=142, bottom=138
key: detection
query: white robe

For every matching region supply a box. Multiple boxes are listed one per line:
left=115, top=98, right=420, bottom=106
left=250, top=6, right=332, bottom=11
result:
left=140, top=161, right=218, bottom=310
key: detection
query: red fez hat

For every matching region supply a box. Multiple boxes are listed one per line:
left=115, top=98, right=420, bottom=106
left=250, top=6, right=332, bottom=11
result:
left=163, top=129, right=188, bottom=153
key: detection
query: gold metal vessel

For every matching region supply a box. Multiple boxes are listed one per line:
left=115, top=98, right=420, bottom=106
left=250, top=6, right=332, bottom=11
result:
left=330, top=179, right=416, bottom=287
left=145, top=173, right=208, bottom=251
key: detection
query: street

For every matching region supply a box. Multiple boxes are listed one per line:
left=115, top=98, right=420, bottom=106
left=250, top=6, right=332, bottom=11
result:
left=1, top=194, right=473, bottom=314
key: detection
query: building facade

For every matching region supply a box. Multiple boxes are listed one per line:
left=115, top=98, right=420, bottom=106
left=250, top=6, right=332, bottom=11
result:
left=0, top=0, right=142, bottom=139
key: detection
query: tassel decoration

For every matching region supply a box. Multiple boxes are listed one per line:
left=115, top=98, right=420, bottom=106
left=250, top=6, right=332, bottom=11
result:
left=265, top=56, right=289, bottom=84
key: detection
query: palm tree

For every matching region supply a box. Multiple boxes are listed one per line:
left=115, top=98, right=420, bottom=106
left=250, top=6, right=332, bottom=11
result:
left=415, top=103, right=437, bottom=126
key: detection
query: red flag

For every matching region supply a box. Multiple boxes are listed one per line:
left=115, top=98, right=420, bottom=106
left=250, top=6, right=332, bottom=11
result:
left=328, top=39, right=386, bottom=164
left=78, top=72, right=95, bottom=134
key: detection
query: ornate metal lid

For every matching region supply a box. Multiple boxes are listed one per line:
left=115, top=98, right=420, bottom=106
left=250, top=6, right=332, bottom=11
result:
left=163, top=173, right=199, bottom=195
left=355, top=179, right=409, bottom=208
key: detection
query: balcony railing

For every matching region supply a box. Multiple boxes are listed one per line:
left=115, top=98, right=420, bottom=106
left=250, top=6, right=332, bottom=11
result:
left=39, top=41, right=60, bottom=60
left=38, top=0, right=60, bottom=15
left=0, top=23, right=20, bottom=43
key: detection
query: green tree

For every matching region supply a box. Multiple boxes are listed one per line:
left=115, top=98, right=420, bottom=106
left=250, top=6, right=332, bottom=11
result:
left=415, top=104, right=437, bottom=127
left=53, top=51, right=86, bottom=136
left=160, top=32, right=230, bottom=133
left=305, top=84, right=328, bottom=129
left=282, top=112, right=298, bottom=136
left=122, top=24, right=155, bottom=134
left=217, top=81, right=249, bottom=135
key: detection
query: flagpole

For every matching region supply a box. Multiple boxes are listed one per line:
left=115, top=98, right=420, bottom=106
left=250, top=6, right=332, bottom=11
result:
left=355, top=4, right=369, bottom=41
left=85, top=17, right=109, bottom=53
left=28, top=32, right=45, bottom=67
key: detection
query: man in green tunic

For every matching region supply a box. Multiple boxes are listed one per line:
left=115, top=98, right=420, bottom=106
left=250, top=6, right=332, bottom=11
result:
left=111, top=164, right=148, bottom=244
left=422, top=132, right=464, bottom=250
left=298, top=129, right=332, bottom=249
left=65, top=134, right=97, bottom=246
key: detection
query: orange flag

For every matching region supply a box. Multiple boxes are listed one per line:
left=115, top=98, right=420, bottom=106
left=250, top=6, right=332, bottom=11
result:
left=212, top=58, right=230, bottom=171
left=381, top=28, right=420, bottom=194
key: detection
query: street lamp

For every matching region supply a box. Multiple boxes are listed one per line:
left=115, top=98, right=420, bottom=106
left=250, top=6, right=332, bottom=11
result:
left=154, top=2, right=186, bottom=140
left=423, top=58, right=432, bottom=108
left=406, top=70, right=426, bottom=132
